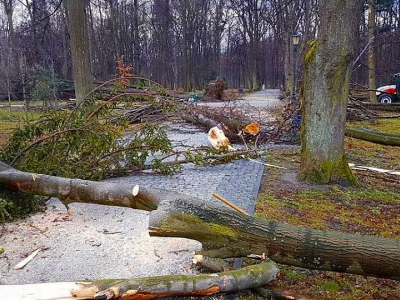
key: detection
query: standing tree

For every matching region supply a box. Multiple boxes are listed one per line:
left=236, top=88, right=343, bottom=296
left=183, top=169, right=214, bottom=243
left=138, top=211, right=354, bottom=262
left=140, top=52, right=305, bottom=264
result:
left=228, top=0, right=266, bottom=90
left=299, top=0, right=363, bottom=184
left=151, top=0, right=174, bottom=87
left=368, top=0, right=377, bottom=103
left=1, top=0, right=19, bottom=102
left=66, top=0, right=93, bottom=104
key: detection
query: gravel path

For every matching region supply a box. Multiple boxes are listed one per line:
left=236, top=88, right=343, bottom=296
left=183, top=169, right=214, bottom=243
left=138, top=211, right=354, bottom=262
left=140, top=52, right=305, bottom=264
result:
left=0, top=89, right=283, bottom=287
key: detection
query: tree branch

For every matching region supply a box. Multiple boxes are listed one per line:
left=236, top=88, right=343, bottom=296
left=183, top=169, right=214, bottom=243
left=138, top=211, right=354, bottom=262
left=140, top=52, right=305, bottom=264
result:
left=2, top=261, right=278, bottom=299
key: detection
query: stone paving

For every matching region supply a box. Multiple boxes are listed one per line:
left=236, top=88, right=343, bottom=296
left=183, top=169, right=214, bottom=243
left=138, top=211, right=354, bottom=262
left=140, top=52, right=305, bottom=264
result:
left=112, top=120, right=267, bottom=215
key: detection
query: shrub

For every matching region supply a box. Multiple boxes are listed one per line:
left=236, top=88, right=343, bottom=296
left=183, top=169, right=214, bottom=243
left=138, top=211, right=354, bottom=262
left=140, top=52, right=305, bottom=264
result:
left=0, top=187, right=44, bottom=223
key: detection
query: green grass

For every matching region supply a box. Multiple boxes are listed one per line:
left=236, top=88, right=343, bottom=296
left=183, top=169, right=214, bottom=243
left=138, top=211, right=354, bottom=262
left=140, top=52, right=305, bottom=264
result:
left=0, top=108, right=43, bottom=130
left=0, top=100, right=43, bottom=106
left=0, top=107, right=43, bottom=148
left=347, top=118, right=400, bottom=136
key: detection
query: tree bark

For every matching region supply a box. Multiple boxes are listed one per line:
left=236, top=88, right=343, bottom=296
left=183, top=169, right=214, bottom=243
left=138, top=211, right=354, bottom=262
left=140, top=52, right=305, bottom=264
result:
left=149, top=197, right=400, bottom=280
left=368, top=0, right=377, bottom=104
left=0, top=162, right=173, bottom=211
left=66, top=0, right=93, bottom=104
left=345, top=127, right=400, bottom=146
left=299, top=0, right=363, bottom=185
left=1, top=261, right=278, bottom=299
left=2, top=162, right=400, bottom=280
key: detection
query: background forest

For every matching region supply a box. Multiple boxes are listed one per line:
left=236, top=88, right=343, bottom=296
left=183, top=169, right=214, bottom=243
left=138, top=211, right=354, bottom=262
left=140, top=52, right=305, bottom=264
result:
left=0, top=0, right=400, bottom=102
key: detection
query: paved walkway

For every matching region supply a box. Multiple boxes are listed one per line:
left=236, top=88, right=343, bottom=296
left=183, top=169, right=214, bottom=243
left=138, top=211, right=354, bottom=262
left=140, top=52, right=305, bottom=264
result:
left=114, top=120, right=266, bottom=215
left=0, top=90, right=282, bottom=287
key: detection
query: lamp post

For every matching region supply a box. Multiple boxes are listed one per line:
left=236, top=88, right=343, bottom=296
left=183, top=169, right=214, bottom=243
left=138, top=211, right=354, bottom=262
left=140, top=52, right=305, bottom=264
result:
left=291, top=32, right=301, bottom=102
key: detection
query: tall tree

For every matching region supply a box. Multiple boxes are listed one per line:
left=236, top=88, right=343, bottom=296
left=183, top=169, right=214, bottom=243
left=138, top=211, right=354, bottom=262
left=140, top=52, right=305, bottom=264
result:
left=66, top=0, right=93, bottom=104
left=228, top=0, right=266, bottom=90
left=211, top=0, right=225, bottom=79
left=132, top=0, right=141, bottom=75
left=151, top=0, right=174, bottom=86
left=1, top=0, right=19, bottom=101
left=368, top=0, right=377, bottom=103
left=299, top=0, right=363, bottom=184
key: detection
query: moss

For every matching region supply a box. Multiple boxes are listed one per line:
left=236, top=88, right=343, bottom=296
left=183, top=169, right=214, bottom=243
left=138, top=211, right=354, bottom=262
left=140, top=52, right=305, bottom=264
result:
left=155, top=212, right=242, bottom=257
left=322, top=280, right=340, bottom=292
left=299, top=151, right=357, bottom=186
left=160, top=212, right=238, bottom=239
left=348, top=119, right=400, bottom=136
left=329, top=50, right=352, bottom=110
left=285, top=269, right=308, bottom=281
left=257, top=146, right=400, bottom=299
left=304, top=39, right=317, bottom=66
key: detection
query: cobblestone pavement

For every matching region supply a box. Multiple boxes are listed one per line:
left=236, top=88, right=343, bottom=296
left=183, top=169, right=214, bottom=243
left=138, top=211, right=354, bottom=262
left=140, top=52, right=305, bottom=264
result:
left=112, top=120, right=266, bottom=215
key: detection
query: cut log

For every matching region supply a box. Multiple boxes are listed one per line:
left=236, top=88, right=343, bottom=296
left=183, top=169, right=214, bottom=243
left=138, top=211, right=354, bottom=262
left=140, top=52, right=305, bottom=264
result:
left=0, top=162, right=176, bottom=211
left=0, top=261, right=278, bottom=300
left=345, top=127, right=400, bottom=146
left=149, top=197, right=400, bottom=280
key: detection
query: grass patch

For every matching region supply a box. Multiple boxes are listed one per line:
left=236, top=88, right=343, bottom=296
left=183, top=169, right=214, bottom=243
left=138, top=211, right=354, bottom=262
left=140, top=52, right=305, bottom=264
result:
left=346, top=118, right=400, bottom=169
left=0, top=107, right=43, bottom=148
left=347, top=118, right=400, bottom=136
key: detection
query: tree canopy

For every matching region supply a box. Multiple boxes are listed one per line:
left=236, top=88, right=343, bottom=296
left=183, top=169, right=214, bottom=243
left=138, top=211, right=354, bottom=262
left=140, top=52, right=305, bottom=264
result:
left=0, top=0, right=399, bottom=100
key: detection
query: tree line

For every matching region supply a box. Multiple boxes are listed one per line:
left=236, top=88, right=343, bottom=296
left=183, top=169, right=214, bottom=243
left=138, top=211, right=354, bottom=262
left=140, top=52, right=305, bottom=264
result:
left=0, top=0, right=399, bottom=102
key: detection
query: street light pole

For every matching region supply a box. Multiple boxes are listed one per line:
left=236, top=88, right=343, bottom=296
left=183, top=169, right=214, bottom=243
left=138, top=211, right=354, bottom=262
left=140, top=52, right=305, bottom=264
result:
left=291, top=32, right=301, bottom=103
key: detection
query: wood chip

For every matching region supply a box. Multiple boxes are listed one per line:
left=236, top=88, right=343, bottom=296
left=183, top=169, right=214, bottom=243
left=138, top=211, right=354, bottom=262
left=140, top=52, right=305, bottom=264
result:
left=14, top=248, right=41, bottom=270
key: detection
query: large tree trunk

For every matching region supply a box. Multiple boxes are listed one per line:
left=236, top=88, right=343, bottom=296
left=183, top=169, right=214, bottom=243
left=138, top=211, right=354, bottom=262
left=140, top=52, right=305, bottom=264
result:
left=66, top=0, right=93, bottom=104
left=149, top=197, right=400, bottom=280
left=2, top=162, right=400, bottom=281
left=299, top=0, right=363, bottom=185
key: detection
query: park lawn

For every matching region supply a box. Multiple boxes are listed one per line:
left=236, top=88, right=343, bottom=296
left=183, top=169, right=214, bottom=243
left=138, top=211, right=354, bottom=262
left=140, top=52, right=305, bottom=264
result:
left=0, top=107, right=44, bottom=149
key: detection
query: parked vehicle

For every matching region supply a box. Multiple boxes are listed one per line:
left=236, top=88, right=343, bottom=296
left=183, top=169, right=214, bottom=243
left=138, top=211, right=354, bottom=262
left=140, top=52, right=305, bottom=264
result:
left=376, top=73, right=400, bottom=103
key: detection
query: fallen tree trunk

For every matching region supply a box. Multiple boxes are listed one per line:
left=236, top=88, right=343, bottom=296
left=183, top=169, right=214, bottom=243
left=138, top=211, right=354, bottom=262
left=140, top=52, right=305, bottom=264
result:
left=361, top=103, right=400, bottom=112
left=149, top=197, right=400, bottom=280
left=1, top=260, right=278, bottom=299
left=2, top=162, right=400, bottom=281
left=0, top=162, right=176, bottom=211
left=345, top=127, right=400, bottom=146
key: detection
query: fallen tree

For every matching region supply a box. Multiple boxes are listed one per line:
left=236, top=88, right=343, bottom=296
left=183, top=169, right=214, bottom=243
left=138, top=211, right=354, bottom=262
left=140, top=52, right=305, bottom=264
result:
left=345, top=127, right=400, bottom=146
left=2, top=260, right=278, bottom=299
left=2, top=162, right=400, bottom=298
left=149, top=197, right=400, bottom=280
left=362, top=103, right=400, bottom=112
